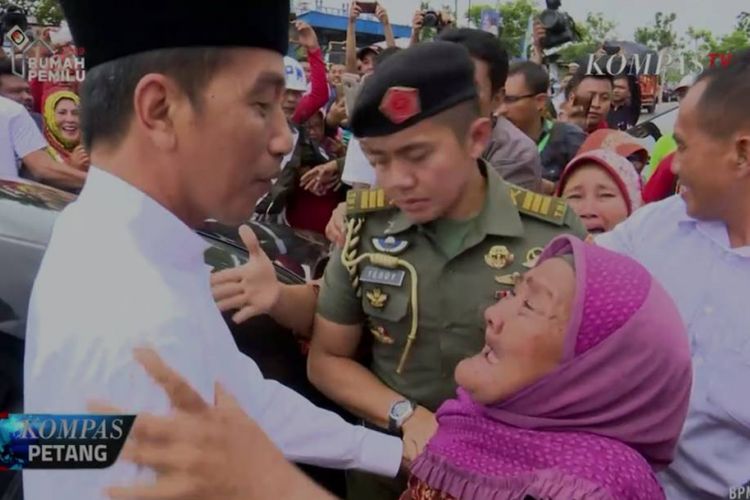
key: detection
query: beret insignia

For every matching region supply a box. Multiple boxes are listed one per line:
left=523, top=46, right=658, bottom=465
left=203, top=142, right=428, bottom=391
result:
left=379, top=87, right=421, bottom=124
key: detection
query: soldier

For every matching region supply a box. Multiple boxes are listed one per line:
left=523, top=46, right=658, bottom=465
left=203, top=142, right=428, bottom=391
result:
left=307, top=41, right=588, bottom=499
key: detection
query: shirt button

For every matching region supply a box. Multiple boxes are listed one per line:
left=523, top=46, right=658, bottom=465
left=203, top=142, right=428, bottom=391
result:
left=704, top=305, right=714, bottom=315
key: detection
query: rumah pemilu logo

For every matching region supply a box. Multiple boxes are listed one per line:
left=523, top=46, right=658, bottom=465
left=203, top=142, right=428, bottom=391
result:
left=5, top=25, right=86, bottom=83
left=585, top=50, right=737, bottom=78
left=0, top=414, right=134, bottom=470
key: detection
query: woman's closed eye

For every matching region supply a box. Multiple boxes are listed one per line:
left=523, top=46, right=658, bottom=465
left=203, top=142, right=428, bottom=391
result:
left=508, top=289, right=536, bottom=312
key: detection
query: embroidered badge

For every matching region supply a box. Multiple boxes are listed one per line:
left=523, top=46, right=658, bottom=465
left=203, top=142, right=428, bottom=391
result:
left=366, top=288, right=389, bottom=309
left=379, top=87, right=421, bottom=124
left=372, top=236, right=409, bottom=255
left=523, top=247, right=544, bottom=269
left=484, top=245, right=514, bottom=270
left=370, top=325, right=395, bottom=344
left=495, top=272, right=522, bottom=286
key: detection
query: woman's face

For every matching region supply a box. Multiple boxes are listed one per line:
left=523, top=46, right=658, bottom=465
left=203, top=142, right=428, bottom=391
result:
left=562, top=164, right=629, bottom=234
left=455, top=258, right=576, bottom=405
left=54, top=98, right=80, bottom=143
left=306, top=113, right=325, bottom=144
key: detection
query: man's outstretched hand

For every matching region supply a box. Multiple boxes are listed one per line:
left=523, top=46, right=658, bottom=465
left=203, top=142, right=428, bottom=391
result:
left=90, top=348, right=335, bottom=500
left=211, top=225, right=281, bottom=324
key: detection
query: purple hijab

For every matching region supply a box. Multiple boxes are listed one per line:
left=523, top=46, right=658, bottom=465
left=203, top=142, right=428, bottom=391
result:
left=409, top=235, right=692, bottom=500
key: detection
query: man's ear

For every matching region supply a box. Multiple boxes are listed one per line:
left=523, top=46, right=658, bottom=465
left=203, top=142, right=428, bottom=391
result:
left=535, top=93, right=548, bottom=113
left=734, top=133, right=750, bottom=178
left=490, top=87, right=505, bottom=112
left=132, top=74, right=182, bottom=151
left=468, top=117, right=493, bottom=159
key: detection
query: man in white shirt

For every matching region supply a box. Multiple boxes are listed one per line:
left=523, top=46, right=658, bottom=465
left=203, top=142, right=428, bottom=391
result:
left=597, top=51, right=750, bottom=498
left=0, top=95, right=84, bottom=189
left=23, top=2, right=402, bottom=499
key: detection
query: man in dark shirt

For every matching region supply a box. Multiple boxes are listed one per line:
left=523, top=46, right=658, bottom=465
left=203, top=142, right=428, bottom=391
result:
left=607, top=75, right=640, bottom=130
left=499, top=61, right=585, bottom=192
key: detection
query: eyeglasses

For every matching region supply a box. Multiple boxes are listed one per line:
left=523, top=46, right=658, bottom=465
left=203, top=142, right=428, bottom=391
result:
left=503, top=93, right=538, bottom=104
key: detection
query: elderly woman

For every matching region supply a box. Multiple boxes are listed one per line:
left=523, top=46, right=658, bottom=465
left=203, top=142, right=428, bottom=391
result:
left=42, top=88, right=89, bottom=171
left=556, top=149, right=643, bottom=234
left=403, top=235, right=692, bottom=500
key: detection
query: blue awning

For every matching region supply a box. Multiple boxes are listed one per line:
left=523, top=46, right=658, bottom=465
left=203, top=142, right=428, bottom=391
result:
left=297, top=11, right=411, bottom=39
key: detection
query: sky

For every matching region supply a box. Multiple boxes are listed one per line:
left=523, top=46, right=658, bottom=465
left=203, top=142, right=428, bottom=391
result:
left=312, top=0, right=746, bottom=41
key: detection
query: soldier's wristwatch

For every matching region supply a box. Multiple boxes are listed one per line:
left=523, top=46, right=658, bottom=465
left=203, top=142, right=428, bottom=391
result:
left=387, top=399, right=416, bottom=434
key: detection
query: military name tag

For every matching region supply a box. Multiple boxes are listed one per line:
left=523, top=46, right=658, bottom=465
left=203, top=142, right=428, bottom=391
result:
left=360, top=265, right=406, bottom=287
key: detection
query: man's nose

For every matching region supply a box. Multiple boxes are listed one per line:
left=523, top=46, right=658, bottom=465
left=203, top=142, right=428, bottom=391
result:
left=270, top=107, right=294, bottom=157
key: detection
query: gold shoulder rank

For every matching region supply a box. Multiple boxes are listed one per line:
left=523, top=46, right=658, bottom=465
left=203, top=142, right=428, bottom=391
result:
left=346, top=188, right=391, bottom=215
left=508, top=186, right=568, bottom=226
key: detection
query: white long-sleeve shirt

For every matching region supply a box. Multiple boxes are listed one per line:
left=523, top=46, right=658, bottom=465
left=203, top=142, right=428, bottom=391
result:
left=597, top=195, right=750, bottom=499
left=23, top=167, right=401, bottom=499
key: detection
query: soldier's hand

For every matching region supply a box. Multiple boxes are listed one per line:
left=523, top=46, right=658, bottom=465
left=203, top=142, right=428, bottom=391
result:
left=401, top=406, right=437, bottom=465
left=325, top=202, right=348, bottom=248
left=211, top=225, right=281, bottom=324
left=93, top=349, right=331, bottom=500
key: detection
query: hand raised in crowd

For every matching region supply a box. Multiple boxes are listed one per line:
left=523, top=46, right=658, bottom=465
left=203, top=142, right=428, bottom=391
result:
left=375, top=4, right=390, bottom=25
left=401, top=406, right=438, bottom=468
left=561, top=92, right=591, bottom=131
left=211, top=225, right=281, bottom=325
left=411, top=10, right=424, bottom=31
left=326, top=99, right=348, bottom=129
left=92, top=348, right=333, bottom=500
left=325, top=201, right=348, bottom=248
left=300, top=160, right=340, bottom=196
left=69, top=144, right=90, bottom=171
left=294, top=20, right=320, bottom=51
left=349, top=1, right=362, bottom=21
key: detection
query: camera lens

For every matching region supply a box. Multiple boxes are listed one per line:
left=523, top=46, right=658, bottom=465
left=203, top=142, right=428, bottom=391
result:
left=422, top=10, right=439, bottom=28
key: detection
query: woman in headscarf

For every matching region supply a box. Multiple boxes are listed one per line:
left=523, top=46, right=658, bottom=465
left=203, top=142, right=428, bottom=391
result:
left=403, top=235, right=692, bottom=500
left=42, top=88, right=89, bottom=171
left=578, top=129, right=650, bottom=174
left=556, top=149, right=643, bottom=234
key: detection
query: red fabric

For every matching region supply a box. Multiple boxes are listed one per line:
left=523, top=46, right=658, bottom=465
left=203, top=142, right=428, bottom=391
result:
left=643, top=153, right=678, bottom=203
left=292, top=47, right=329, bottom=126
left=285, top=188, right=342, bottom=235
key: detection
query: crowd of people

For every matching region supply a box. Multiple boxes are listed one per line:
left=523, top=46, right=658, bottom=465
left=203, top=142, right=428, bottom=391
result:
left=2, top=1, right=749, bottom=499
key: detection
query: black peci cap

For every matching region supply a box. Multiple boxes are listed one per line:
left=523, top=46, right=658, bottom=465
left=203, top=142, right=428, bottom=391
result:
left=58, top=0, right=290, bottom=70
left=350, top=41, right=478, bottom=138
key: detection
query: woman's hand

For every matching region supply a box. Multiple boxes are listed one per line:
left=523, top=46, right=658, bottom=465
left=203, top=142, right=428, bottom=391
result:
left=300, top=161, right=340, bottom=195
left=69, top=145, right=90, bottom=171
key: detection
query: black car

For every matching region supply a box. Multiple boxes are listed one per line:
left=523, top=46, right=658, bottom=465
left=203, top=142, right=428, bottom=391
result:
left=0, top=178, right=346, bottom=498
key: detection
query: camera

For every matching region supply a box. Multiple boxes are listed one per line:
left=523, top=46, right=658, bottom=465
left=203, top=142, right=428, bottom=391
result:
left=422, top=10, right=450, bottom=31
left=0, top=3, right=28, bottom=40
left=538, top=0, right=578, bottom=49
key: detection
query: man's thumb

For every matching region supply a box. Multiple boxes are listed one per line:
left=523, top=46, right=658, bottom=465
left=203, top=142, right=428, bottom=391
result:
left=239, top=225, right=261, bottom=256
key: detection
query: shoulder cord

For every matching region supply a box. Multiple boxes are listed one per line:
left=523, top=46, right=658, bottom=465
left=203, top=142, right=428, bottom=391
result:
left=341, top=217, right=420, bottom=375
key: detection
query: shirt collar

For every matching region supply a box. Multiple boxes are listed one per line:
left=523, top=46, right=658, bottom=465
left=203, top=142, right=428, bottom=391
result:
left=78, top=167, right=210, bottom=268
left=385, top=161, right=524, bottom=238
left=676, top=199, right=750, bottom=257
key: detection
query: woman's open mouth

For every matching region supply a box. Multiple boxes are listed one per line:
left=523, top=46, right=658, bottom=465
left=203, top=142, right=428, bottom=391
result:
left=482, top=345, right=500, bottom=365
left=586, top=226, right=607, bottom=234
left=61, top=124, right=78, bottom=133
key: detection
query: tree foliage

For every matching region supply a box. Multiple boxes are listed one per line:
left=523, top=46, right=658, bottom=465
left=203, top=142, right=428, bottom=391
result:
left=0, top=0, right=63, bottom=25
left=465, top=0, right=538, bottom=58
left=634, top=12, right=681, bottom=52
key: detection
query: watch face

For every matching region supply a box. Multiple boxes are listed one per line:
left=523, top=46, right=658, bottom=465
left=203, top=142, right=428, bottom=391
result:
left=391, top=400, right=412, bottom=418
